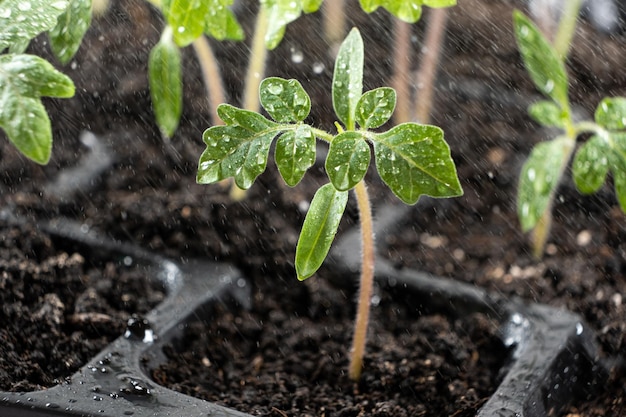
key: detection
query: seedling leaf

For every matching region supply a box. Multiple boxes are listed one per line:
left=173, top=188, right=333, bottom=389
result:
left=162, top=0, right=209, bottom=47
left=303, top=0, right=323, bottom=13
left=260, top=77, right=311, bottom=123
left=572, top=135, right=610, bottom=194
left=262, top=0, right=321, bottom=50
left=0, top=0, right=69, bottom=53
left=197, top=104, right=279, bottom=189
left=149, top=28, right=182, bottom=138
left=356, top=87, right=396, bottom=130
left=333, top=28, right=364, bottom=130
left=358, top=0, right=455, bottom=23
left=275, top=125, right=316, bottom=186
left=528, top=100, right=566, bottom=129
left=513, top=10, right=569, bottom=109
left=326, top=131, right=371, bottom=191
left=296, top=183, right=348, bottom=280
left=0, top=54, right=75, bottom=164
left=49, top=0, right=92, bottom=64
left=595, top=97, right=626, bottom=131
left=372, top=123, right=462, bottom=204
left=204, top=0, right=244, bottom=41
left=517, top=137, right=573, bottom=231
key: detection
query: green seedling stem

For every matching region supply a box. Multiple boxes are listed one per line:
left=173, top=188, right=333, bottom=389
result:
left=197, top=28, right=462, bottom=381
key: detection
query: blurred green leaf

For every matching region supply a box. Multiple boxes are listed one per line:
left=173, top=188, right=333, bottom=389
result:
left=260, top=77, right=311, bottom=123
left=162, top=0, right=209, bottom=47
left=204, top=0, right=244, bottom=41
left=355, top=87, right=396, bottom=129
left=359, top=0, right=455, bottom=23
left=0, top=54, right=75, bottom=164
left=517, top=137, right=573, bottom=231
left=296, top=183, right=348, bottom=280
left=333, top=28, right=363, bottom=130
left=326, top=131, right=370, bottom=191
left=513, top=10, right=569, bottom=109
left=261, top=0, right=321, bottom=50
left=372, top=123, right=462, bottom=204
left=595, top=97, right=626, bottom=131
left=528, top=100, right=566, bottom=129
left=49, top=0, right=92, bottom=64
left=572, top=135, right=610, bottom=194
left=275, top=124, right=316, bottom=186
left=0, top=0, right=69, bottom=53
left=149, top=28, right=182, bottom=138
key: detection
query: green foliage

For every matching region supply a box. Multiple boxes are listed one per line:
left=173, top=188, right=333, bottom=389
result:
left=513, top=11, right=569, bottom=109
left=518, top=137, right=573, bottom=231
left=0, top=0, right=69, bottom=53
left=149, top=27, right=183, bottom=138
left=261, top=0, right=323, bottom=50
left=295, top=183, right=348, bottom=280
left=50, top=0, right=92, bottom=64
left=359, top=0, right=456, bottom=23
left=197, top=28, right=462, bottom=279
left=0, top=0, right=76, bottom=164
left=513, top=10, right=626, bottom=252
left=332, top=28, right=363, bottom=129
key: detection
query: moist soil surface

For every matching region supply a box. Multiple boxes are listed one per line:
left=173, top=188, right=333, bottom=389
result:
left=0, top=0, right=625, bottom=415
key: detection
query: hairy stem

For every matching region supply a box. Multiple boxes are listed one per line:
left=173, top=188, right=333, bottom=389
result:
left=348, top=180, right=375, bottom=381
left=414, top=7, right=448, bottom=124
left=192, top=36, right=226, bottom=126
left=553, top=0, right=582, bottom=59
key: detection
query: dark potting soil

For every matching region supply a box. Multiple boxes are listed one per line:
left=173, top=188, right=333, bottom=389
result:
left=0, top=0, right=625, bottom=415
left=151, top=278, right=506, bottom=417
left=0, top=218, right=166, bottom=391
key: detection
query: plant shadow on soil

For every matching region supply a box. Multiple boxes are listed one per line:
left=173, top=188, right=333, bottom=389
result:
left=0, top=0, right=625, bottom=415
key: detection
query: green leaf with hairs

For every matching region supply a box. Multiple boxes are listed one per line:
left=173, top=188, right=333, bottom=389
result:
left=356, top=87, right=396, bottom=129
left=260, top=77, right=311, bottom=123
left=197, top=104, right=280, bottom=189
left=326, top=131, right=370, bottom=191
left=372, top=123, right=462, bottom=204
left=333, top=28, right=363, bottom=130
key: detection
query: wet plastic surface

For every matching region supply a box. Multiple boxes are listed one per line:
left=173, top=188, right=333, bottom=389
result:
left=0, top=210, right=607, bottom=417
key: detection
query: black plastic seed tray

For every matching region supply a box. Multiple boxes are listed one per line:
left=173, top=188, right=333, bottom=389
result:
left=0, top=213, right=606, bottom=417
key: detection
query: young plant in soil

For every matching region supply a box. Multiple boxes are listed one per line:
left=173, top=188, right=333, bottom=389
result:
left=513, top=8, right=626, bottom=258
left=196, top=28, right=462, bottom=380
left=0, top=0, right=80, bottom=164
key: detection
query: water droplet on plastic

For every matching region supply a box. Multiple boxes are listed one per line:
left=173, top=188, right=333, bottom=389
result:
left=124, top=315, right=155, bottom=343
